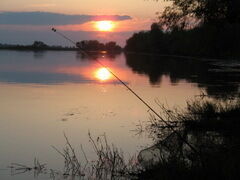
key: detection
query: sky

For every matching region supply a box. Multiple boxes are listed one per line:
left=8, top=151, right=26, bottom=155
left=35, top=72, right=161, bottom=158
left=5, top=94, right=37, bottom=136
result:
left=0, top=0, right=168, bottom=46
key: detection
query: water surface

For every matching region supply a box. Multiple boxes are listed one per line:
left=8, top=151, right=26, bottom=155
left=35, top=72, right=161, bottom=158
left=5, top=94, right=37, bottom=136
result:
left=0, top=50, right=239, bottom=179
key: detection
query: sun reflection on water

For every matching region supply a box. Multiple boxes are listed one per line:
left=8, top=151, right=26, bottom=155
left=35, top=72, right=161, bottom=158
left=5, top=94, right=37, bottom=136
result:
left=94, top=67, right=112, bottom=81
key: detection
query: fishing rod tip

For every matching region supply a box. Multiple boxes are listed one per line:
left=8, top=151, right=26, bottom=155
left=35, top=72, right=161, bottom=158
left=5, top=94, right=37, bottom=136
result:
left=51, top=28, right=56, bottom=32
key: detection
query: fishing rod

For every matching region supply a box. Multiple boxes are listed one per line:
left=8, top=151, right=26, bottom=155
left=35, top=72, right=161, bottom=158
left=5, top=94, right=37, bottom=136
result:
left=51, top=27, right=199, bottom=154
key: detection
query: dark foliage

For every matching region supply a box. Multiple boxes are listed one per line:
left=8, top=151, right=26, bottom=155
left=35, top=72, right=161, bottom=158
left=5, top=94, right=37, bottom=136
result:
left=32, top=41, right=48, bottom=48
left=125, top=0, right=240, bottom=58
left=138, top=99, right=240, bottom=180
left=159, top=0, right=240, bottom=29
left=125, top=23, right=240, bottom=58
left=0, top=41, right=77, bottom=51
left=76, top=40, right=122, bottom=52
left=0, top=40, right=122, bottom=52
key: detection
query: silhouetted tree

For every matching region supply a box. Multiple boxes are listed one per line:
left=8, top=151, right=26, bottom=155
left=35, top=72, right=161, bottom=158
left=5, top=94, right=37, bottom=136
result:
left=32, top=41, right=48, bottom=48
left=76, top=40, right=122, bottom=52
left=159, top=0, right=240, bottom=30
left=79, top=40, right=104, bottom=51
left=105, top=41, right=122, bottom=52
left=125, top=0, right=240, bottom=57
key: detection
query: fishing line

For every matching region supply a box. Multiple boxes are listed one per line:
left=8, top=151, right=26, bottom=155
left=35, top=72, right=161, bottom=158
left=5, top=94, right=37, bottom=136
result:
left=51, top=27, right=199, bottom=154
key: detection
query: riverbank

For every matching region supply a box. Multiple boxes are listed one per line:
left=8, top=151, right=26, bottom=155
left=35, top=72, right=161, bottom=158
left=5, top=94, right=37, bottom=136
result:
left=137, top=98, right=240, bottom=180
left=125, top=23, right=240, bottom=60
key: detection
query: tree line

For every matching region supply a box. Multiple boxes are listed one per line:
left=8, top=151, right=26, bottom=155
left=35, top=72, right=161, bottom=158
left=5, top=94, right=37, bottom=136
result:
left=0, top=40, right=122, bottom=52
left=125, top=0, right=240, bottom=58
left=76, top=40, right=122, bottom=52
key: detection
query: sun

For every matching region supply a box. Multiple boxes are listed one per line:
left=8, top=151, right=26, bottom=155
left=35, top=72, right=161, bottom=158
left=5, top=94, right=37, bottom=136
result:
left=95, top=68, right=112, bottom=81
left=95, top=21, right=114, bottom=31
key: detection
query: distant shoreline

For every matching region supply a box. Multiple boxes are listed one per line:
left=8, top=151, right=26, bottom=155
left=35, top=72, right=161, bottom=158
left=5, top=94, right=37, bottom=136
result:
left=2, top=47, right=238, bottom=62
left=0, top=46, right=79, bottom=51
left=0, top=40, right=123, bottom=53
left=0, top=46, right=123, bottom=54
left=0, top=48, right=78, bottom=52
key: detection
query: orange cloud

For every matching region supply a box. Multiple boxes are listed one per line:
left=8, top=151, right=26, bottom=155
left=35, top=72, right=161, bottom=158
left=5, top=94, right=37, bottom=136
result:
left=56, top=18, right=151, bottom=32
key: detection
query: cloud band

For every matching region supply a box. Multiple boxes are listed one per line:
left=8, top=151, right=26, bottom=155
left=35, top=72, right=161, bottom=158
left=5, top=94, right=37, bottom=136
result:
left=0, top=12, right=132, bottom=25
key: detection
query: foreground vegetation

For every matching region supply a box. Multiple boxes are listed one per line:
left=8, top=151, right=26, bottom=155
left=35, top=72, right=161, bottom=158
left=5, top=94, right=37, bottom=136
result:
left=9, top=97, right=240, bottom=179
left=10, top=132, right=140, bottom=180
left=138, top=97, right=240, bottom=179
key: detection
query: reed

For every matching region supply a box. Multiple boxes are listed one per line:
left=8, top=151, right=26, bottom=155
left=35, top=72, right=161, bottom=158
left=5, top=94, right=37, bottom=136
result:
left=10, top=133, right=141, bottom=180
left=137, top=97, right=240, bottom=179
left=9, top=158, right=46, bottom=177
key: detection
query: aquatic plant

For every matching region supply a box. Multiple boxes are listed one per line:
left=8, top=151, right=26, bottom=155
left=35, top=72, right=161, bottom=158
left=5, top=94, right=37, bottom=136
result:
left=138, top=97, right=240, bottom=179
left=9, top=132, right=141, bottom=180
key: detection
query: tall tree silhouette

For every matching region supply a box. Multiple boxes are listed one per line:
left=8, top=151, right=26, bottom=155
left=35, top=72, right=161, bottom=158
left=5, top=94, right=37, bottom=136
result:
left=159, top=0, right=240, bottom=30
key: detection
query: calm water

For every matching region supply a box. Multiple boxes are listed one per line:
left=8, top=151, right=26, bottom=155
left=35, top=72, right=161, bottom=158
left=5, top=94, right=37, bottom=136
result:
left=0, top=50, right=239, bottom=179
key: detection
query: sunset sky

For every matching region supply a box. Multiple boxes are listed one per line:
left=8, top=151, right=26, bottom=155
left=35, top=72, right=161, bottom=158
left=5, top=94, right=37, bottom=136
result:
left=0, top=0, right=168, bottom=46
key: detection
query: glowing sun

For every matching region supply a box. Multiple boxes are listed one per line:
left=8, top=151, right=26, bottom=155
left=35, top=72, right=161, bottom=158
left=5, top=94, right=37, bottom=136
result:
left=95, top=21, right=114, bottom=31
left=95, top=68, right=112, bottom=81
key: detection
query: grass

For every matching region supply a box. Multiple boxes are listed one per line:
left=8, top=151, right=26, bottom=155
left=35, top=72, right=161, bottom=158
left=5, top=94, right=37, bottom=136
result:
left=9, top=132, right=141, bottom=180
left=138, top=97, right=240, bottom=180
left=9, top=97, right=240, bottom=179
left=8, top=158, right=47, bottom=177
